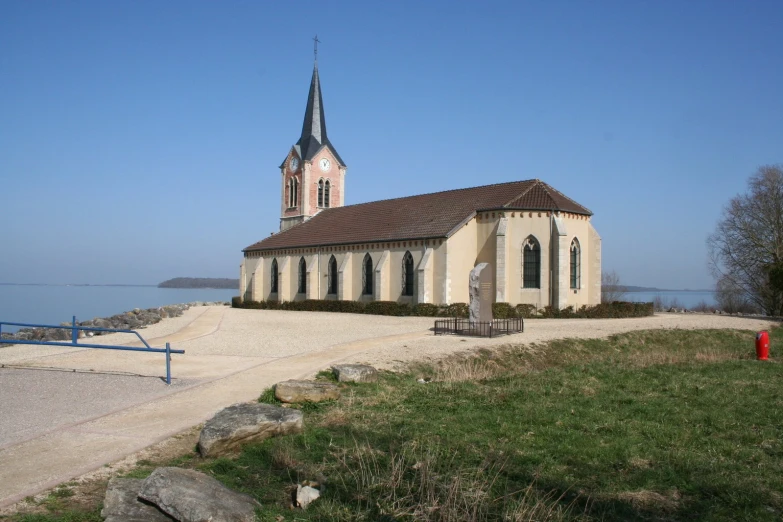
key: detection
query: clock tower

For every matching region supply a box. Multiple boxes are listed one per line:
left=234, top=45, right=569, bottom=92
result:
left=279, top=59, right=346, bottom=232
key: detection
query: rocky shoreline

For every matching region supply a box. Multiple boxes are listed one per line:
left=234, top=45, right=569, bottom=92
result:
left=0, top=301, right=229, bottom=344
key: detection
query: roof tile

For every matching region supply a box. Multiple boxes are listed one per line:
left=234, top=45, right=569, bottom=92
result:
left=245, top=179, right=591, bottom=251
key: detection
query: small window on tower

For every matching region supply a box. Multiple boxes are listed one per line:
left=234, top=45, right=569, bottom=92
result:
left=293, top=178, right=299, bottom=207
left=318, top=179, right=324, bottom=207
left=324, top=180, right=331, bottom=208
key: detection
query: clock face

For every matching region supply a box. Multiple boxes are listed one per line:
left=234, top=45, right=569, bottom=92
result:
left=319, top=158, right=331, bottom=172
left=289, top=157, right=299, bottom=171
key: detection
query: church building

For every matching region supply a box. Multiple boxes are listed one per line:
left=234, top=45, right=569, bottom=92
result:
left=240, top=61, right=602, bottom=309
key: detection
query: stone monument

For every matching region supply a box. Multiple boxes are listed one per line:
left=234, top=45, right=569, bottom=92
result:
left=469, top=263, right=493, bottom=323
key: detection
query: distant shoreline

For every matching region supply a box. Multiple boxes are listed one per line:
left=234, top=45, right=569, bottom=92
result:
left=624, top=289, right=715, bottom=293
left=0, top=283, right=156, bottom=287
left=157, top=277, right=238, bottom=289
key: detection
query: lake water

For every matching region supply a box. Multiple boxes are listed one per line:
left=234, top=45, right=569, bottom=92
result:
left=0, top=285, right=237, bottom=332
left=625, top=291, right=716, bottom=309
left=0, top=285, right=717, bottom=334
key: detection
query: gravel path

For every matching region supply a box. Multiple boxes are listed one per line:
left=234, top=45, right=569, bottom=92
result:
left=350, top=313, right=779, bottom=370
left=0, top=369, right=182, bottom=449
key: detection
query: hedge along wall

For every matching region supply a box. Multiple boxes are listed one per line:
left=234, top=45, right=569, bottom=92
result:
left=231, top=297, right=654, bottom=319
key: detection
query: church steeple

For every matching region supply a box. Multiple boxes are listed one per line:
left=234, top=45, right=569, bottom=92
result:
left=294, top=63, right=344, bottom=165
left=297, top=64, right=327, bottom=161
left=278, top=47, right=347, bottom=233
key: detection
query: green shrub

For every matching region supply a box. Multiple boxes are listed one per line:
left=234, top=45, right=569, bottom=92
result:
left=411, top=303, right=440, bottom=317
left=444, top=302, right=469, bottom=317
left=233, top=298, right=653, bottom=319
left=515, top=303, right=537, bottom=318
left=240, top=300, right=266, bottom=310
left=364, top=300, right=411, bottom=316
left=231, top=296, right=242, bottom=308
left=492, top=302, right=516, bottom=319
left=540, top=302, right=654, bottom=318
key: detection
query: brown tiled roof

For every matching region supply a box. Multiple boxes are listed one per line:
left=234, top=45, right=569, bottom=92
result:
left=244, top=179, right=592, bottom=251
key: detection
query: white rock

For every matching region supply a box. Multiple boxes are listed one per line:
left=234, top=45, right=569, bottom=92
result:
left=296, top=485, right=320, bottom=510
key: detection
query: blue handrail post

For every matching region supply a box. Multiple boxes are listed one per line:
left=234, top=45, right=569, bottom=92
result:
left=165, top=342, right=171, bottom=385
left=72, top=316, right=78, bottom=345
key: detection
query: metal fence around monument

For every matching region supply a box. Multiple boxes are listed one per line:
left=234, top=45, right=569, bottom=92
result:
left=433, top=317, right=524, bottom=338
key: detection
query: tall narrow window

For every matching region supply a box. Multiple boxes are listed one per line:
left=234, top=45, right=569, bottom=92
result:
left=298, top=257, right=307, bottom=294
left=288, top=179, right=294, bottom=207
left=328, top=255, right=338, bottom=294
left=324, top=180, right=331, bottom=208
left=402, top=251, right=414, bottom=296
left=270, top=258, right=279, bottom=293
left=293, top=178, right=299, bottom=207
left=523, top=236, right=541, bottom=289
left=318, top=179, right=324, bottom=207
left=362, top=254, right=373, bottom=295
left=570, top=238, right=581, bottom=289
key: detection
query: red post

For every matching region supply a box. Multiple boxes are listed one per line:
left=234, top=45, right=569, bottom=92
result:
left=756, top=331, right=770, bottom=360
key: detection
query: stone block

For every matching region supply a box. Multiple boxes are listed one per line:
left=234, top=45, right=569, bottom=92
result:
left=198, top=402, right=303, bottom=458
left=139, top=467, right=259, bottom=522
left=331, top=364, right=378, bottom=383
left=100, top=477, right=173, bottom=522
left=274, top=380, right=340, bottom=403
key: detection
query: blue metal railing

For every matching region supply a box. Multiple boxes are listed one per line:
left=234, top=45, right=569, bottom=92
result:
left=0, top=316, right=185, bottom=384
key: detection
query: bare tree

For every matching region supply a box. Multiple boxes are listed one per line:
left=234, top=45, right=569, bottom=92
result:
left=707, top=165, right=783, bottom=316
left=601, top=270, right=626, bottom=303
left=714, top=274, right=756, bottom=314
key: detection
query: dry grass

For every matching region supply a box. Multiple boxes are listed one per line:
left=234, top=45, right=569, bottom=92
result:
left=412, top=329, right=757, bottom=385
left=615, top=489, right=680, bottom=512
left=332, top=439, right=579, bottom=522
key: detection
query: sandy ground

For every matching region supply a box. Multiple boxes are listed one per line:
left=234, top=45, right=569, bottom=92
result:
left=0, top=305, right=778, bottom=512
left=355, top=312, right=780, bottom=370
left=3, top=306, right=774, bottom=372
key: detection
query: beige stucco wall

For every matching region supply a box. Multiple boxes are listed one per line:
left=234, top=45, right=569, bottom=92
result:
left=247, top=241, right=430, bottom=304
left=588, top=222, right=602, bottom=304
left=502, top=211, right=552, bottom=308
left=446, top=219, right=480, bottom=304
left=560, top=214, right=599, bottom=308
left=242, top=212, right=600, bottom=309
left=431, top=239, right=448, bottom=305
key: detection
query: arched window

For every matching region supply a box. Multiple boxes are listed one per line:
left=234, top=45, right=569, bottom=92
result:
left=288, top=178, right=299, bottom=208
left=362, top=254, right=373, bottom=295
left=327, top=255, right=338, bottom=294
left=318, top=179, right=324, bottom=207
left=523, top=236, right=541, bottom=289
left=270, top=258, right=279, bottom=293
left=298, top=257, right=307, bottom=294
left=293, top=178, right=299, bottom=207
left=324, top=180, right=331, bottom=208
left=570, top=238, right=581, bottom=289
left=402, top=251, right=414, bottom=296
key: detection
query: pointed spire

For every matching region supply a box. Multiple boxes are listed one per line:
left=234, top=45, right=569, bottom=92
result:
left=297, top=63, right=327, bottom=160
left=294, top=61, right=344, bottom=166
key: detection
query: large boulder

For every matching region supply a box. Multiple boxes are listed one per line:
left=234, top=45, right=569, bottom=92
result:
left=139, top=467, right=258, bottom=522
left=198, top=402, right=303, bottom=457
left=331, top=364, right=378, bottom=383
left=274, top=380, right=340, bottom=403
left=101, top=477, right=173, bottom=522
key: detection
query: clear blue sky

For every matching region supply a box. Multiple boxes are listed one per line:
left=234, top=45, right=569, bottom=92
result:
left=1, top=1, right=781, bottom=289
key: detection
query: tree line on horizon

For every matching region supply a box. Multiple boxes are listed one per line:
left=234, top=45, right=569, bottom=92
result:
left=158, top=277, right=238, bottom=289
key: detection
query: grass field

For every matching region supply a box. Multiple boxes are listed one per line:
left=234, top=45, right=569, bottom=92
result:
left=7, top=326, right=782, bottom=521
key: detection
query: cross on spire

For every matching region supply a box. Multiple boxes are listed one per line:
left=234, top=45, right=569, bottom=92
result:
left=313, top=35, right=321, bottom=62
